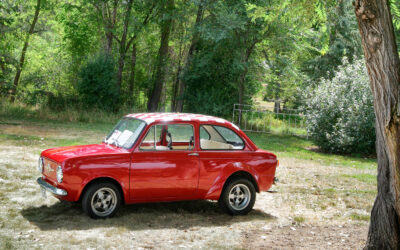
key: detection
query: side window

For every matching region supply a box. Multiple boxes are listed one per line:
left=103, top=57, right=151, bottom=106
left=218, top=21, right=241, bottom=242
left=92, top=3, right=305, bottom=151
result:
left=140, top=124, right=194, bottom=151
left=200, top=125, right=245, bottom=150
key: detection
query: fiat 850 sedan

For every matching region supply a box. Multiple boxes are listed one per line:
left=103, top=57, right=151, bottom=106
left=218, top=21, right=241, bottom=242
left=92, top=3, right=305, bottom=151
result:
left=37, top=113, right=278, bottom=219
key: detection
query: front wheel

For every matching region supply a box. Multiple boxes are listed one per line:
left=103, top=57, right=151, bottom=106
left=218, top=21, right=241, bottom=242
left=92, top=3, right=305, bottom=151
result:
left=219, top=178, right=256, bottom=215
left=82, top=182, right=121, bottom=219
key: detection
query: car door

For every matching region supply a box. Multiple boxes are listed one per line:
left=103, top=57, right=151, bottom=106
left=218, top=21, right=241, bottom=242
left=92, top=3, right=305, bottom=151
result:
left=197, top=125, right=249, bottom=198
left=130, top=122, right=200, bottom=202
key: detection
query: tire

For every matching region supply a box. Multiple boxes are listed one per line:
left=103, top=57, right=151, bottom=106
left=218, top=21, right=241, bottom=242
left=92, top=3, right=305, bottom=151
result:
left=218, top=178, right=256, bottom=215
left=82, top=182, right=121, bottom=219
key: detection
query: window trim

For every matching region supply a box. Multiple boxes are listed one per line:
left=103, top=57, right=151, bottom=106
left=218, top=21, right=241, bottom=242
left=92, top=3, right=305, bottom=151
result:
left=139, top=123, right=195, bottom=151
left=199, top=124, right=245, bottom=151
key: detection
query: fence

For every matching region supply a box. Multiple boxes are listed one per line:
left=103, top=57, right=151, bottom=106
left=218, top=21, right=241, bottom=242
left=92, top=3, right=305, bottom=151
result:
left=231, top=103, right=308, bottom=137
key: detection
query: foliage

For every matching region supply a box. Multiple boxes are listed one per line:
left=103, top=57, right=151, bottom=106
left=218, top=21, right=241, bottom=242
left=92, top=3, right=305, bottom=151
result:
left=2, top=0, right=397, bottom=153
left=301, top=0, right=362, bottom=83
left=77, top=53, right=119, bottom=111
left=303, top=58, right=375, bottom=154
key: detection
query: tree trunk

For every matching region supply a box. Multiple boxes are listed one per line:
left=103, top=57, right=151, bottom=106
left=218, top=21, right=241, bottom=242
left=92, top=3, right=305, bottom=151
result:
left=354, top=0, right=400, bottom=248
left=237, top=42, right=256, bottom=124
left=0, top=58, right=6, bottom=87
left=171, top=63, right=181, bottom=111
left=102, top=0, right=118, bottom=56
left=175, top=2, right=205, bottom=112
left=147, top=0, right=174, bottom=112
left=128, top=42, right=137, bottom=103
left=274, top=101, right=280, bottom=113
left=10, top=0, right=41, bottom=102
left=116, top=0, right=133, bottom=92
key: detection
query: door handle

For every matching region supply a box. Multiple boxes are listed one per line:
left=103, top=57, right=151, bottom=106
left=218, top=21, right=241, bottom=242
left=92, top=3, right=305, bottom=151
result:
left=188, top=153, right=199, bottom=156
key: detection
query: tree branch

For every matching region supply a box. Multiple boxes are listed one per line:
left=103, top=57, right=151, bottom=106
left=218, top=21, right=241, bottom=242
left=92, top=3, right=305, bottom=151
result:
left=112, top=33, right=121, bottom=44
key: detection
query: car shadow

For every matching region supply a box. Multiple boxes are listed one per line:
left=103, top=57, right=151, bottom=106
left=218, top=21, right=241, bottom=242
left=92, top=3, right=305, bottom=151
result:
left=21, top=200, right=275, bottom=231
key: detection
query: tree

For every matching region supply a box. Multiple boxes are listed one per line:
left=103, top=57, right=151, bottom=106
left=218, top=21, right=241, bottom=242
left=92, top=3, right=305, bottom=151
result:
left=10, top=0, right=41, bottom=102
left=147, top=0, right=174, bottom=112
left=115, top=0, right=133, bottom=93
left=173, top=0, right=205, bottom=112
left=303, top=0, right=362, bottom=83
left=91, top=0, right=119, bottom=56
left=354, top=0, right=400, bottom=248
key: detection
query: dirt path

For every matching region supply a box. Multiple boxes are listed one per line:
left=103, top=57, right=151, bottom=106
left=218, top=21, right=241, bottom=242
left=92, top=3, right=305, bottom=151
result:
left=243, top=224, right=368, bottom=249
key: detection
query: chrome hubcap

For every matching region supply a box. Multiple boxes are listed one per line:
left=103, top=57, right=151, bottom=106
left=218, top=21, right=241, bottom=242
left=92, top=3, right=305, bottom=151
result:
left=228, top=184, right=251, bottom=211
left=91, top=187, right=117, bottom=217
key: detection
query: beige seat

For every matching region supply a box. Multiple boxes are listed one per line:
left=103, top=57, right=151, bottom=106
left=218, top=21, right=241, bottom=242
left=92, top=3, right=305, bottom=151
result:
left=155, top=145, right=169, bottom=150
left=200, top=139, right=233, bottom=150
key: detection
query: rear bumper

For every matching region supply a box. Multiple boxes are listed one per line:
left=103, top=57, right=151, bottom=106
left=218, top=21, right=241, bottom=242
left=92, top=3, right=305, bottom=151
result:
left=37, top=177, right=68, bottom=196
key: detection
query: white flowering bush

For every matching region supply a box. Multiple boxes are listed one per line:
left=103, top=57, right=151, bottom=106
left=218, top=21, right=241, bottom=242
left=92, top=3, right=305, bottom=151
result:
left=303, top=58, right=375, bottom=154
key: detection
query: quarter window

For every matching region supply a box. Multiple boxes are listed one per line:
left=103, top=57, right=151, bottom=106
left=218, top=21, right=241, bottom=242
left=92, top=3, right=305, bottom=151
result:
left=200, top=125, right=245, bottom=150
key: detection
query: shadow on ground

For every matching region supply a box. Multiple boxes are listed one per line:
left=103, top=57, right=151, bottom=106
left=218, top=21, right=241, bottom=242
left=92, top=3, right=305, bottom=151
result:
left=21, top=200, right=274, bottom=231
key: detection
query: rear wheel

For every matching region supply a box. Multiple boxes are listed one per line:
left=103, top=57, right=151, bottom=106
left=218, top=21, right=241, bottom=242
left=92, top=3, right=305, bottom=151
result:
left=219, top=178, right=256, bottom=215
left=82, top=182, right=121, bottom=219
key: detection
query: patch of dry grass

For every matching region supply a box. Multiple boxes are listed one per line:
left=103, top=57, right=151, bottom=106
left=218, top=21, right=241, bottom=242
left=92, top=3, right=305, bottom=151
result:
left=0, top=120, right=376, bottom=249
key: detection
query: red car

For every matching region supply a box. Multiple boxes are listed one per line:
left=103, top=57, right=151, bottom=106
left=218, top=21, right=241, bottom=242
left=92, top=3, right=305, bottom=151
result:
left=37, top=113, right=278, bottom=218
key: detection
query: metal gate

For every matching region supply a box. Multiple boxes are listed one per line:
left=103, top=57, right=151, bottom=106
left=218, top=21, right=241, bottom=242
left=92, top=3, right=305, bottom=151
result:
left=232, top=103, right=307, bottom=137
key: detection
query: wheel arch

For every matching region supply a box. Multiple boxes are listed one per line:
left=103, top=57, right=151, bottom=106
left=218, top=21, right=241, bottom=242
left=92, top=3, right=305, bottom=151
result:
left=79, top=177, right=125, bottom=204
left=222, top=171, right=260, bottom=195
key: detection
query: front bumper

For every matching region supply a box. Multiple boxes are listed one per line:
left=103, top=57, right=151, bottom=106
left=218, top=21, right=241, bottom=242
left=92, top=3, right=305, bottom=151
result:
left=37, top=177, right=68, bottom=196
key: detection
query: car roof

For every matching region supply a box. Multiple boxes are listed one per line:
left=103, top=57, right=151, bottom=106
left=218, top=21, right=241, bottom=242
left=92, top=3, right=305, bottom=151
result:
left=125, top=112, right=240, bottom=130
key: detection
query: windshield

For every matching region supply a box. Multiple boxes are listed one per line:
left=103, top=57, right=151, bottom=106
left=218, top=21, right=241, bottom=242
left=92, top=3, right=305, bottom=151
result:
left=105, top=117, right=146, bottom=149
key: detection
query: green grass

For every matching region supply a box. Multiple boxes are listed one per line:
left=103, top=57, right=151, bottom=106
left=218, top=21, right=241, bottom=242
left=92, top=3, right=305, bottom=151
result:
left=350, top=213, right=370, bottom=221
left=0, top=133, right=96, bottom=147
left=0, top=99, right=124, bottom=128
left=293, top=216, right=305, bottom=224
left=342, top=174, right=377, bottom=185
left=247, top=132, right=376, bottom=170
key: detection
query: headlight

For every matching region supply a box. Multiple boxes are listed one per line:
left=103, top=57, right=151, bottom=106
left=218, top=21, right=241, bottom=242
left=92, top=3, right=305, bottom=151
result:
left=56, top=166, right=63, bottom=183
left=38, top=157, right=44, bottom=173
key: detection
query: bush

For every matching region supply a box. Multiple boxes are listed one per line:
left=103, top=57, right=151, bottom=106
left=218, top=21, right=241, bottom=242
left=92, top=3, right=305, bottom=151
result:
left=77, top=53, right=119, bottom=111
left=303, top=58, right=375, bottom=154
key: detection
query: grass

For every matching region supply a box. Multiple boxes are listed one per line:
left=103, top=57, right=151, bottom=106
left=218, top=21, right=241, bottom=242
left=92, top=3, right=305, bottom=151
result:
left=0, top=99, right=124, bottom=128
left=247, top=132, right=376, bottom=170
left=342, top=174, right=377, bottom=185
left=350, top=213, right=370, bottom=221
left=294, top=216, right=305, bottom=224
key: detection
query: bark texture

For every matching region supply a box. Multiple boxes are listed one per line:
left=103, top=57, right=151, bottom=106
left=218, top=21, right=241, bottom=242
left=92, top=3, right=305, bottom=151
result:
left=116, top=0, right=133, bottom=92
left=10, top=0, right=41, bottom=102
left=175, top=2, right=205, bottom=112
left=354, top=0, right=400, bottom=248
left=128, top=42, right=137, bottom=100
left=147, top=0, right=174, bottom=112
left=101, top=0, right=118, bottom=56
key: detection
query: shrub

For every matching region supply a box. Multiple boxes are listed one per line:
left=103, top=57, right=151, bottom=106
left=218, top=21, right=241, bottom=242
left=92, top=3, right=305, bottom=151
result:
left=303, top=58, right=375, bottom=154
left=77, top=53, right=119, bottom=111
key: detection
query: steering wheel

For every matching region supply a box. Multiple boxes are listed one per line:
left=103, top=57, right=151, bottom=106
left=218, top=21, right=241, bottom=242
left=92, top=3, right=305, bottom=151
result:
left=167, top=132, right=173, bottom=150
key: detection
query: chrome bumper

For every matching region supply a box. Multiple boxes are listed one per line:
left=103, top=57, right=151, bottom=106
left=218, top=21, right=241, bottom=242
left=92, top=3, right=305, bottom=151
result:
left=37, top=177, right=67, bottom=196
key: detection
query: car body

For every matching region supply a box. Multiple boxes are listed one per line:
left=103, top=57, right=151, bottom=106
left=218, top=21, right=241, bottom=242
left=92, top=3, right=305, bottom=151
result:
left=37, top=113, right=278, bottom=218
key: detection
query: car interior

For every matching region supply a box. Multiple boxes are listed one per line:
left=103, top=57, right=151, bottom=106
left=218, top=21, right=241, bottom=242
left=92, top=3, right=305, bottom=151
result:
left=139, top=124, right=244, bottom=150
